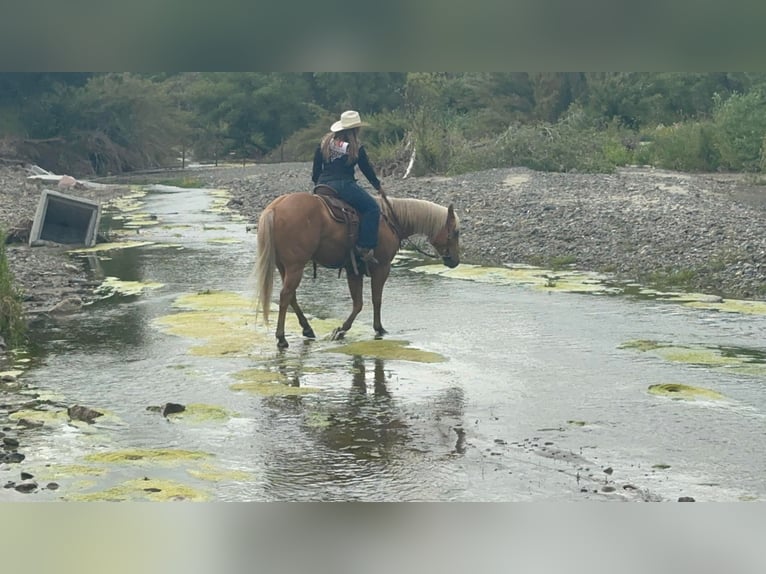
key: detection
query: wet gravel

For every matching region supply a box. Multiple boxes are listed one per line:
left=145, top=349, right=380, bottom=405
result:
left=192, top=162, right=766, bottom=301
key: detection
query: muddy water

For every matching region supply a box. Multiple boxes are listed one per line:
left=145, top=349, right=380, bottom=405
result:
left=3, top=185, right=765, bottom=501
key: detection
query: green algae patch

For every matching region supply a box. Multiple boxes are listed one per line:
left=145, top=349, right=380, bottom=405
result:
left=230, top=368, right=319, bottom=395
left=207, top=237, right=243, bottom=244
left=9, top=409, right=68, bottom=425
left=68, top=478, right=209, bottom=502
left=95, top=276, right=165, bottom=297
left=84, top=448, right=210, bottom=465
left=620, top=339, right=766, bottom=376
left=652, top=463, right=671, bottom=470
left=187, top=464, right=251, bottom=482
left=230, top=380, right=320, bottom=395
left=166, top=403, right=236, bottom=423
left=684, top=298, right=766, bottom=315
left=106, top=190, right=147, bottom=213
left=648, top=383, right=725, bottom=401
left=69, top=240, right=155, bottom=254
left=34, top=464, right=108, bottom=480
left=122, top=213, right=162, bottom=228
left=619, top=339, right=665, bottom=352
left=656, top=347, right=743, bottom=366
left=411, top=263, right=617, bottom=295
left=153, top=309, right=266, bottom=358
left=326, top=339, right=446, bottom=363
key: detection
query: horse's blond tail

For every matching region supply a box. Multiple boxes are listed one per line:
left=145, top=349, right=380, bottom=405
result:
left=255, top=209, right=275, bottom=324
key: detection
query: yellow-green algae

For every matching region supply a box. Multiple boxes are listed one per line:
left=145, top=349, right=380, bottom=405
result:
left=153, top=310, right=264, bottom=357
left=411, top=263, right=617, bottom=294
left=187, top=463, right=251, bottom=482
left=120, top=211, right=162, bottom=228
left=647, top=383, right=725, bottom=401
left=0, top=369, right=24, bottom=378
left=230, top=368, right=320, bottom=395
left=84, top=448, right=209, bottom=464
left=620, top=339, right=766, bottom=376
left=32, top=464, right=108, bottom=480
left=68, top=240, right=155, bottom=254
left=619, top=339, right=664, bottom=352
left=95, top=276, right=165, bottom=297
left=207, top=237, right=243, bottom=244
left=9, top=409, right=68, bottom=425
left=326, top=339, right=446, bottom=363
left=684, top=298, right=766, bottom=315
left=166, top=403, right=236, bottom=422
left=67, top=478, right=209, bottom=502
left=156, top=290, right=347, bottom=357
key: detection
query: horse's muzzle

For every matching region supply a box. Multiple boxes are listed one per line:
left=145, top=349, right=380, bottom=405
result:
left=443, top=256, right=459, bottom=268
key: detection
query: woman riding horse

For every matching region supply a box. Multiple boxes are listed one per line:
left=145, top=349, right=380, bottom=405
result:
left=312, top=110, right=382, bottom=265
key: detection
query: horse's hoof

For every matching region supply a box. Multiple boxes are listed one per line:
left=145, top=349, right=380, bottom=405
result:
left=374, top=327, right=388, bottom=339
left=277, top=336, right=289, bottom=349
left=303, top=328, right=316, bottom=339
left=330, top=328, right=346, bottom=341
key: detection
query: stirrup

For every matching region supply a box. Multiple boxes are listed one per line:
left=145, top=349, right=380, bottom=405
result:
left=356, top=247, right=378, bottom=265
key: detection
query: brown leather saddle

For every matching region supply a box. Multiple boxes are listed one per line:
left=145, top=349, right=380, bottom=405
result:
left=313, top=184, right=360, bottom=245
left=312, top=184, right=364, bottom=275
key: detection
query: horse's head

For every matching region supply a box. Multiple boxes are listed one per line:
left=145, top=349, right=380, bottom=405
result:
left=429, top=204, right=460, bottom=268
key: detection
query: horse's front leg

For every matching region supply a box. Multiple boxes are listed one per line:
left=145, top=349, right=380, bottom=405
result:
left=290, top=293, right=316, bottom=340
left=331, top=271, right=364, bottom=341
left=370, top=264, right=390, bottom=337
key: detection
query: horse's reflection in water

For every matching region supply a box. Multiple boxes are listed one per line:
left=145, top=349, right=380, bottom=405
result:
left=350, top=355, right=390, bottom=398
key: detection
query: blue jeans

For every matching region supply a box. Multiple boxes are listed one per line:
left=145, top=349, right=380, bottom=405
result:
left=321, top=179, right=380, bottom=249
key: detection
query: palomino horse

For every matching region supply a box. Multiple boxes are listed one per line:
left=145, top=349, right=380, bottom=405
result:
left=254, top=191, right=460, bottom=348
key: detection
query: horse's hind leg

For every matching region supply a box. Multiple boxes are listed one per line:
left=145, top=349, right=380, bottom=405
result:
left=290, top=293, right=316, bottom=339
left=276, top=264, right=304, bottom=348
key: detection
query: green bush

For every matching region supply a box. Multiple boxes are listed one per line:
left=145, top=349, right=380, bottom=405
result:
left=0, top=234, right=26, bottom=348
left=711, top=91, right=766, bottom=172
left=491, top=106, right=624, bottom=173
left=641, top=121, right=720, bottom=171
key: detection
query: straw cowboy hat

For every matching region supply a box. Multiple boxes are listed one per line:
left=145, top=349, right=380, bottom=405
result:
left=331, top=110, right=367, bottom=132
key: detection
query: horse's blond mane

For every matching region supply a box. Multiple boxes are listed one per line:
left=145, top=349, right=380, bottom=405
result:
left=384, top=197, right=456, bottom=238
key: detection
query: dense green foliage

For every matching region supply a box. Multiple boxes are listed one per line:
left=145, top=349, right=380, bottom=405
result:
left=3, top=72, right=766, bottom=176
left=0, top=233, right=26, bottom=348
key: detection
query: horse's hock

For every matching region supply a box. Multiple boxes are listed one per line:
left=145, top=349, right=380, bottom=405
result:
left=29, top=189, right=101, bottom=247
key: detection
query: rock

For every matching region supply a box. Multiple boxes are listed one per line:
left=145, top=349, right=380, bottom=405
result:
left=49, top=296, right=84, bottom=315
left=20, top=472, right=33, bottom=480
left=45, top=482, right=59, bottom=490
left=161, top=403, right=186, bottom=417
left=67, top=404, right=104, bottom=424
left=3, top=436, right=20, bottom=447
left=2, top=452, right=25, bottom=463
left=14, top=481, right=38, bottom=493
left=678, top=496, right=696, bottom=502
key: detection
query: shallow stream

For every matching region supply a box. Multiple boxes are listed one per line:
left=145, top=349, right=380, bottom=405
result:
left=2, top=185, right=764, bottom=501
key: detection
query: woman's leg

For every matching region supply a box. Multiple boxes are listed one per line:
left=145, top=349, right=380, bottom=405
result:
left=336, top=182, right=380, bottom=249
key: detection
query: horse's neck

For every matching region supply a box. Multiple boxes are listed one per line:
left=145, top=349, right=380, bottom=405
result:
left=387, top=197, right=445, bottom=239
